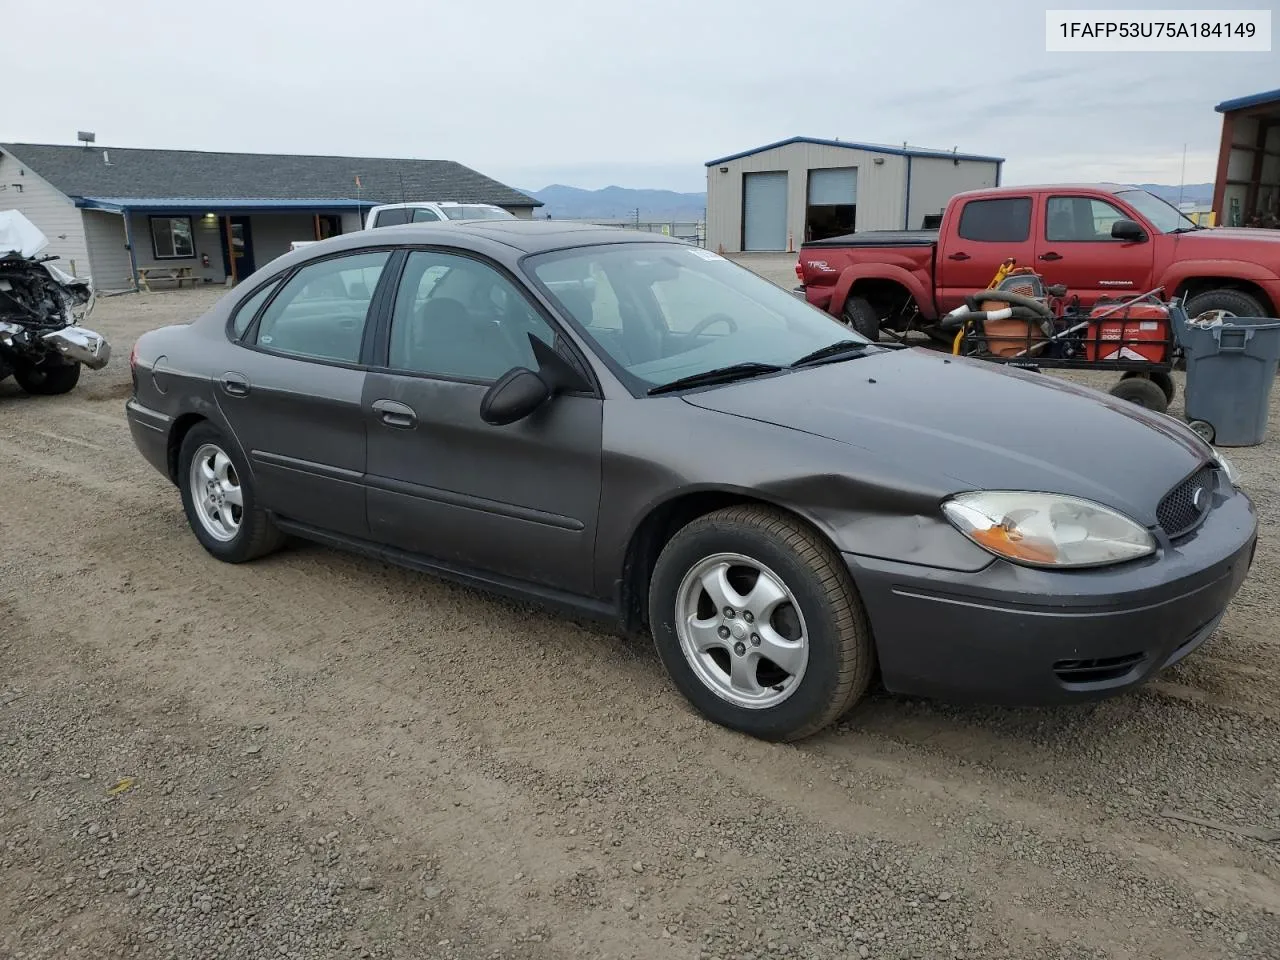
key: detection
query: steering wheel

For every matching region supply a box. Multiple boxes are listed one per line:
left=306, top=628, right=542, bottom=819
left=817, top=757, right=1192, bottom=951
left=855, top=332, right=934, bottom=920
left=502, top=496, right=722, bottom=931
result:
left=687, top=312, right=739, bottom=337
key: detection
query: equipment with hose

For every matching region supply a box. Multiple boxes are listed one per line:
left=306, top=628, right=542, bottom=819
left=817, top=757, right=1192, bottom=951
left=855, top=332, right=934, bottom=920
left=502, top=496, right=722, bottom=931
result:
left=939, top=262, right=1180, bottom=414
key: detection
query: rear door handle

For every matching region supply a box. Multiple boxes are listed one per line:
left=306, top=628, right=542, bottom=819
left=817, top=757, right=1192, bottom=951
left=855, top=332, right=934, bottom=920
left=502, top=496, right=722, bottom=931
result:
left=947, top=252, right=970, bottom=261
left=372, top=398, right=417, bottom=429
left=1039, top=251, right=1063, bottom=261
left=219, top=373, right=250, bottom=397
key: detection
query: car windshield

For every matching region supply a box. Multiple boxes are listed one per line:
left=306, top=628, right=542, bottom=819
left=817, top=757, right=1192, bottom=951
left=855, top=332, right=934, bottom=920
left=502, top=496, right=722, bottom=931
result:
left=1116, top=189, right=1198, bottom=234
left=524, top=242, right=871, bottom=394
left=442, top=205, right=515, bottom=220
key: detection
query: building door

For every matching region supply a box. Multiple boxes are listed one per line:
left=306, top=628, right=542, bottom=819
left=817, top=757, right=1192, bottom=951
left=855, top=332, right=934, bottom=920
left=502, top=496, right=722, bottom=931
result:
left=805, top=167, right=857, bottom=242
left=742, top=171, right=788, bottom=251
left=219, top=216, right=256, bottom=282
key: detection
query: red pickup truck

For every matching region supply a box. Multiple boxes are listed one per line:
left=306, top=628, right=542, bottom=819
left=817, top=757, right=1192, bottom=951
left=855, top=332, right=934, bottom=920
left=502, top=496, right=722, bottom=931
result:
left=795, top=183, right=1280, bottom=342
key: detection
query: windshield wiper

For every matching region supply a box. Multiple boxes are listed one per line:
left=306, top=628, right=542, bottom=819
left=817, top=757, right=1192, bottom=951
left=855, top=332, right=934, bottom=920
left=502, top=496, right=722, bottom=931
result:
left=647, top=362, right=784, bottom=395
left=1169, top=225, right=1202, bottom=234
left=790, top=339, right=876, bottom=368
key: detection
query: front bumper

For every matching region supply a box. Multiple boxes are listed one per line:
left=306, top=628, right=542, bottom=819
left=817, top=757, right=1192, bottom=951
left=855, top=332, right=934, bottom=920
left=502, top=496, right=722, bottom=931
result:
left=846, top=487, right=1258, bottom=705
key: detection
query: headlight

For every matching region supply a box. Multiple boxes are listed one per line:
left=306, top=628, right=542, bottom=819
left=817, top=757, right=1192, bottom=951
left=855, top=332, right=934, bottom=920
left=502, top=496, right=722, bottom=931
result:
left=942, top=491, right=1156, bottom=568
left=1212, top=450, right=1241, bottom=487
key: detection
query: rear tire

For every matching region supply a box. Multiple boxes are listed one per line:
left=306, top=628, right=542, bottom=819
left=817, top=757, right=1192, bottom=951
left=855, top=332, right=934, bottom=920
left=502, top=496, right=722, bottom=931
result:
left=1110, top=375, right=1168, bottom=413
left=840, top=296, right=881, bottom=342
left=177, top=422, right=285, bottom=563
left=647, top=505, right=875, bottom=742
left=14, top=361, right=81, bottom=395
left=1184, top=288, right=1268, bottom=323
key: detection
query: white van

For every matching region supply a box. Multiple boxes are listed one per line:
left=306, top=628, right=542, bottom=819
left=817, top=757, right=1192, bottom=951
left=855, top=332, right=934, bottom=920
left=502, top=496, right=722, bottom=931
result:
left=364, top=202, right=516, bottom=229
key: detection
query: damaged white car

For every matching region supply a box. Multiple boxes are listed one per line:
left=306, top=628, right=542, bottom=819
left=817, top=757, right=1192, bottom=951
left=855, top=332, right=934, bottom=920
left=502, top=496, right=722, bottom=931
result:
left=0, top=210, right=110, bottom=395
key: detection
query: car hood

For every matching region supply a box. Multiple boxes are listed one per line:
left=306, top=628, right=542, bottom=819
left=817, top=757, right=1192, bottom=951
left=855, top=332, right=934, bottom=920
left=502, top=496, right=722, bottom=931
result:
left=680, top=348, right=1210, bottom=525
left=1172, top=227, right=1280, bottom=256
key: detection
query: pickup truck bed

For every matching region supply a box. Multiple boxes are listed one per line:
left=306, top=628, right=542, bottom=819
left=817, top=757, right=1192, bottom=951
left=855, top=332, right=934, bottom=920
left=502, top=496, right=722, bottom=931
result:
left=803, top=230, right=937, bottom=248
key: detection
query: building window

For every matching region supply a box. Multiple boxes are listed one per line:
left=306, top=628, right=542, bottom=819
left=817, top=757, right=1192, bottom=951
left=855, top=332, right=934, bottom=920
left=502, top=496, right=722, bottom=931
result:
left=150, top=216, right=196, bottom=259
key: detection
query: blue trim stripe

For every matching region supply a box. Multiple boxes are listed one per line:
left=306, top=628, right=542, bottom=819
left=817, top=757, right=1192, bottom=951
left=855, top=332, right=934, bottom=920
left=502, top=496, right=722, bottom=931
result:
left=1214, top=88, right=1280, bottom=113
left=706, top=136, right=1004, bottom=167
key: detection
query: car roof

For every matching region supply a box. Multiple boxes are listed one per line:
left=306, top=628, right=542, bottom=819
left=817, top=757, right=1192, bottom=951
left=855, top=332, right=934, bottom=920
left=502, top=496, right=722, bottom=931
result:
left=371, top=200, right=504, bottom=210
left=347, top=219, right=688, bottom=255
left=950, top=182, right=1138, bottom=201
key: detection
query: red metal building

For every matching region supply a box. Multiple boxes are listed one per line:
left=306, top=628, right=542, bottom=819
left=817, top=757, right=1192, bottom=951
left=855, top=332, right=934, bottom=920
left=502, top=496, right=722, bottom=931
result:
left=1212, top=88, right=1280, bottom=228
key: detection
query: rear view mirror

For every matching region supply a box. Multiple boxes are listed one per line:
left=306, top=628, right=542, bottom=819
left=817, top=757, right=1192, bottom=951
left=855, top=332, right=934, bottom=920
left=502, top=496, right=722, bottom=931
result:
left=480, top=367, right=551, bottom=425
left=1111, top=219, right=1147, bottom=242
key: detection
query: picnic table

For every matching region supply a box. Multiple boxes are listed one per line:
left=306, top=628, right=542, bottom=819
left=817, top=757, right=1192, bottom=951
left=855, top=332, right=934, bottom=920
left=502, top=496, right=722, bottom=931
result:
left=136, top=265, right=201, bottom=292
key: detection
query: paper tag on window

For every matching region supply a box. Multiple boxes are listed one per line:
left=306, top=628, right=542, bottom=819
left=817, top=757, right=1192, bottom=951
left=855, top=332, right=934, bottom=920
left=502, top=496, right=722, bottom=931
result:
left=687, top=248, right=725, bottom=261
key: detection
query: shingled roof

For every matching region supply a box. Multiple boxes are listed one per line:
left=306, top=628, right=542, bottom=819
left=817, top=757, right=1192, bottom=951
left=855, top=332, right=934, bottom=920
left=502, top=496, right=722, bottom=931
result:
left=0, top=142, right=541, bottom=208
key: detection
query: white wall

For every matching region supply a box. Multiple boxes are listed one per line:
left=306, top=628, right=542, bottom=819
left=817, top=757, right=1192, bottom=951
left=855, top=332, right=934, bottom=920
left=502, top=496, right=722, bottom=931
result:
left=906, top=157, right=1001, bottom=230
left=0, top=149, right=92, bottom=280
left=707, top=143, right=909, bottom=253
left=82, top=211, right=133, bottom=293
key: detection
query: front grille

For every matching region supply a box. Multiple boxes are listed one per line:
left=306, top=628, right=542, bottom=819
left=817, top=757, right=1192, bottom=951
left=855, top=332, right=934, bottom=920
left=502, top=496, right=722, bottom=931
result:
left=1053, top=652, right=1146, bottom=686
left=1156, top=464, right=1216, bottom=539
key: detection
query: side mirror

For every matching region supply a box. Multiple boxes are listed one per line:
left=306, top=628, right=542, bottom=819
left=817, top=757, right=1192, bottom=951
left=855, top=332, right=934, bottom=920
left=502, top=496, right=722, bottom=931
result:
left=1111, top=219, right=1147, bottom=242
left=479, top=367, right=551, bottom=425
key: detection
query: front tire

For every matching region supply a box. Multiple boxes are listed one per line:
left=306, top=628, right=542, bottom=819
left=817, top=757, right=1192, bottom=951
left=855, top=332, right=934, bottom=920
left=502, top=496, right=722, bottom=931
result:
left=1184, top=288, right=1268, bottom=323
left=14, top=361, right=81, bottom=395
left=648, top=505, right=875, bottom=741
left=178, top=423, right=285, bottom=563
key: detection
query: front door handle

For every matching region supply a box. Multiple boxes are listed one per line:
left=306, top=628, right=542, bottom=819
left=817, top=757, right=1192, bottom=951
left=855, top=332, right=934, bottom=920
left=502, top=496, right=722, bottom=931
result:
left=372, top=398, right=417, bottom=429
left=1039, top=251, right=1063, bottom=261
left=947, top=252, right=970, bottom=261
left=219, top=373, right=250, bottom=397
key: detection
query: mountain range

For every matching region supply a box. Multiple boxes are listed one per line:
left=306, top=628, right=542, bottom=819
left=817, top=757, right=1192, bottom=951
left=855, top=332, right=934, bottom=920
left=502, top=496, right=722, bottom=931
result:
left=523, top=182, right=1216, bottom=219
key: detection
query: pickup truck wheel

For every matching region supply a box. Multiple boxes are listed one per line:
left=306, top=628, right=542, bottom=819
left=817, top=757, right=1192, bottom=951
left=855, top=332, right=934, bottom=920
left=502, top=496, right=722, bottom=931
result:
left=1109, top=375, right=1168, bottom=413
left=648, top=505, right=875, bottom=742
left=1184, top=289, right=1268, bottom=323
left=841, top=296, right=880, bottom=341
left=13, top=360, right=81, bottom=396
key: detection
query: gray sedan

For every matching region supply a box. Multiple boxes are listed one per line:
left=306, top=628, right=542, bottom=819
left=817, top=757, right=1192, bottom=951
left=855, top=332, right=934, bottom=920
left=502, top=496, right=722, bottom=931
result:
left=125, top=221, right=1258, bottom=741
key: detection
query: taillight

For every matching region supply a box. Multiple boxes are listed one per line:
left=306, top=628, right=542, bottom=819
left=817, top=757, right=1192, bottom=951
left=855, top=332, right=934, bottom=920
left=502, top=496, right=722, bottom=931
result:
left=128, top=342, right=138, bottom=372
left=795, top=260, right=804, bottom=280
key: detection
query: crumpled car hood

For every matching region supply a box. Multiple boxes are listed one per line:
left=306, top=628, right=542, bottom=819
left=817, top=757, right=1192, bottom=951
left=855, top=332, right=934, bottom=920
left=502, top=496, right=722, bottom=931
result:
left=681, top=347, right=1209, bottom=525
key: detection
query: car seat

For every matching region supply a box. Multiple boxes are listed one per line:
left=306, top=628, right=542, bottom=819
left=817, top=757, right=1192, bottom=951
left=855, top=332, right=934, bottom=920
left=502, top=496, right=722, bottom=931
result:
left=395, top=297, right=512, bottom=380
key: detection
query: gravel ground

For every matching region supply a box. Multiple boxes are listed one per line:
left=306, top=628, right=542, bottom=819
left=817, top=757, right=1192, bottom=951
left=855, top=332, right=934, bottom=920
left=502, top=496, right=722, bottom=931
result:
left=2, top=275, right=1279, bottom=960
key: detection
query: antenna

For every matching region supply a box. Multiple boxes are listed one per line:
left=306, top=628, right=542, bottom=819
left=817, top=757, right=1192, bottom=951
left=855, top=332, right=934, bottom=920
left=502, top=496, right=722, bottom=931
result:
left=1177, top=143, right=1188, bottom=208
left=398, top=170, right=408, bottom=208
left=77, top=130, right=96, bottom=148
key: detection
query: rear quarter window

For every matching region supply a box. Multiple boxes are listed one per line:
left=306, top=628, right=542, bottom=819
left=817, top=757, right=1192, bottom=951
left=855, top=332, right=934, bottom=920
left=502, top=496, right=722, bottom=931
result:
left=957, top=197, right=1032, bottom=242
left=229, top=277, right=282, bottom=338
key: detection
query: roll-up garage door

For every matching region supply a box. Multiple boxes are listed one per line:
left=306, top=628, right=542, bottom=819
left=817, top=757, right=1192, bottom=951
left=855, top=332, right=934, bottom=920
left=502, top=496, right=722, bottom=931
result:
left=808, top=167, right=857, bottom=206
left=743, top=171, right=788, bottom=251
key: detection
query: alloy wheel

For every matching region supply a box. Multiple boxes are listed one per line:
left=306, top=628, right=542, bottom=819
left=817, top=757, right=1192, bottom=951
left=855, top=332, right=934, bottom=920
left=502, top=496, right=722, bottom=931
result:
left=674, top=552, right=809, bottom=709
left=189, top=442, right=244, bottom=542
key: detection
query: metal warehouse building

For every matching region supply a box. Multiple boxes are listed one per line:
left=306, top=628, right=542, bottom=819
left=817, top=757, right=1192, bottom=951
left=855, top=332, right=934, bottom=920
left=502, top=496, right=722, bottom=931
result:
left=705, top=136, right=1004, bottom=253
left=1212, top=87, right=1280, bottom=228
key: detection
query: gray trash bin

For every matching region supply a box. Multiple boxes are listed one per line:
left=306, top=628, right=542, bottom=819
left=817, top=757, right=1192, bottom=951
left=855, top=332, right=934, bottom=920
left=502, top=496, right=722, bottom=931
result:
left=1181, top=315, right=1280, bottom=446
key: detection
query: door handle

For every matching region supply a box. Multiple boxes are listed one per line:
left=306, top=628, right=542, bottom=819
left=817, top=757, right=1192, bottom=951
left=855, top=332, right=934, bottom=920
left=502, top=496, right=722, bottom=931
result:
left=947, top=252, right=970, bottom=261
left=372, top=398, right=417, bottom=429
left=219, top=373, right=250, bottom=397
left=1039, top=252, right=1063, bottom=261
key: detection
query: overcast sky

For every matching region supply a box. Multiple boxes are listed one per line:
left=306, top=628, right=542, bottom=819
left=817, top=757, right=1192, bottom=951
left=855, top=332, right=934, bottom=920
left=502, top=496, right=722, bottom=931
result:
left=7, top=0, right=1276, bottom=193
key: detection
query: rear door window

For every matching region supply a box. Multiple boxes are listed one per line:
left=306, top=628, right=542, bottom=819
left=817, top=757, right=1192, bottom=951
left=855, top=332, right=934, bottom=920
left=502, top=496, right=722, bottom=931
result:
left=957, top=197, right=1032, bottom=242
left=251, top=251, right=392, bottom=363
